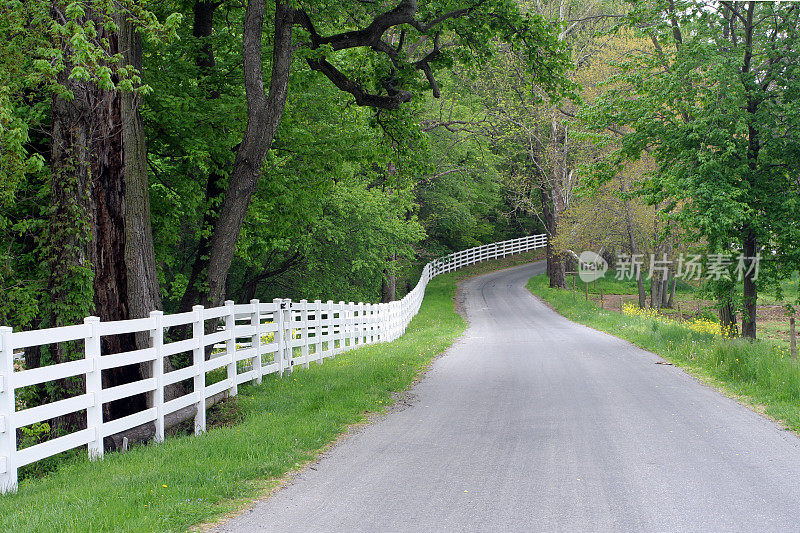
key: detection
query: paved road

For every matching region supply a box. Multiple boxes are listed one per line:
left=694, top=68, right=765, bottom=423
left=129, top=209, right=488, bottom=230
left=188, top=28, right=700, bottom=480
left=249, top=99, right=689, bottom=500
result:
left=218, top=262, right=800, bottom=532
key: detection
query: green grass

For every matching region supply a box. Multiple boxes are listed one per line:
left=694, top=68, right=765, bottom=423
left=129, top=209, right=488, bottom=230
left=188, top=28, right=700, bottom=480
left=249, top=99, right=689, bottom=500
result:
left=0, top=253, right=545, bottom=532
left=528, top=274, right=800, bottom=432
left=568, top=267, right=798, bottom=348
left=566, top=268, right=695, bottom=295
left=758, top=273, right=800, bottom=305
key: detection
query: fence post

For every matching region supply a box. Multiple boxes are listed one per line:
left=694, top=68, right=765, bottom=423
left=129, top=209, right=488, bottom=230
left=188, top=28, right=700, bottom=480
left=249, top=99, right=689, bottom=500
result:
left=337, top=302, right=345, bottom=354
left=192, top=305, right=206, bottom=435
left=364, top=302, right=370, bottom=344
left=350, top=302, right=364, bottom=348
left=600, top=289, right=604, bottom=310
left=225, top=300, right=238, bottom=396
left=0, top=326, right=17, bottom=493
left=84, top=316, right=103, bottom=460
left=284, top=299, right=294, bottom=374
left=149, top=310, right=165, bottom=443
left=374, top=304, right=380, bottom=343
left=340, top=303, right=347, bottom=350
left=390, top=302, right=396, bottom=341
left=371, top=303, right=377, bottom=343
left=326, top=300, right=334, bottom=358
left=273, top=298, right=285, bottom=376
left=364, top=303, right=372, bottom=344
left=314, top=300, right=323, bottom=363
left=678, top=303, right=683, bottom=323
left=376, top=303, right=383, bottom=342
left=250, top=299, right=262, bottom=384
left=299, top=300, right=310, bottom=369
left=349, top=302, right=357, bottom=348
left=791, top=316, right=797, bottom=359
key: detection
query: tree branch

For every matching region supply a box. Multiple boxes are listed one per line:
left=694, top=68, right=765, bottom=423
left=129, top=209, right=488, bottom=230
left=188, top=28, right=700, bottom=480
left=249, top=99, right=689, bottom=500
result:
left=306, top=57, right=412, bottom=109
left=296, top=0, right=492, bottom=106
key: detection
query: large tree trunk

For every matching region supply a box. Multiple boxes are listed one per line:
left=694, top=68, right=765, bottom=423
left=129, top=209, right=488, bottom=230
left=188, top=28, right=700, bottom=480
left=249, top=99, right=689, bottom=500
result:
left=119, top=13, right=162, bottom=325
left=45, top=8, right=161, bottom=428
left=116, top=12, right=180, bottom=407
left=182, top=0, right=296, bottom=309
left=46, top=14, right=143, bottom=428
left=540, top=188, right=566, bottom=289
left=90, top=65, right=146, bottom=421
left=47, top=63, right=96, bottom=433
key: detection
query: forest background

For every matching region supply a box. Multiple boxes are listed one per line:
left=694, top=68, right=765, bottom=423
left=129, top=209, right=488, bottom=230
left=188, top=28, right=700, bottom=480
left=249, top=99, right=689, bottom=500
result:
left=1, top=0, right=799, bottom=428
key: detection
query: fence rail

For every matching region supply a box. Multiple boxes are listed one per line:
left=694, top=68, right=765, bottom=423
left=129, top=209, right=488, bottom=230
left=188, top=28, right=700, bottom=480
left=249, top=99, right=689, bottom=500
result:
left=0, top=233, right=546, bottom=493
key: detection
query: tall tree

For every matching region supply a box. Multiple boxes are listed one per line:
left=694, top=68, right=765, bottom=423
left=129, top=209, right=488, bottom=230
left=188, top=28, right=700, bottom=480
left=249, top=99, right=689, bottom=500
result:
left=179, top=0, right=572, bottom=309
left=455, top=0, right=613, bottom=288
left=591, top=0, right=800, bottom=338
left=1, top=1, right=178, bottom=424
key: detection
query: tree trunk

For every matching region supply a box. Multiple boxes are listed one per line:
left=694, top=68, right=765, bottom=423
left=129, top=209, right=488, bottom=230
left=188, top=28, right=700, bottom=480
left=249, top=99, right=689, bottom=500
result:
left=740, top=3, right=758, bottom=340
left=89, top=23, right=156, bottom=421
left=91, top=73, right=147, bottom=421
left=719, top=300, right=738, bottom=337
left=46, top=9, right=162, bottom=427
left=381, top=259, right=397, bottom=303
left=741, top=226, right=757, bottom=339
left=659, top=274, right=670, bottom=308
left=47, top=62, right=96, bottom=433
left=649, top=275, right=660, bottom=309
left=540, top=188, right=566, bottom=288
left=623, top=196, right=646, bottom=309
left=715, top=278, right=739, bottom=337
left=667, top=276, right=676, bottom=308
left=178, top=0, right=230, bottom=314
left=636, top=270, right=646, bottom=309
left=381, top=274, right=396, bottom=303
left=183, top=0, right=296, bottom=309
left=46, top=13, right=143, bottom=427
left=119, top=13, right=162, bottom=325
left=48, top=85, right=94, bottom=331
left=116, top=13, right=181, bottom=405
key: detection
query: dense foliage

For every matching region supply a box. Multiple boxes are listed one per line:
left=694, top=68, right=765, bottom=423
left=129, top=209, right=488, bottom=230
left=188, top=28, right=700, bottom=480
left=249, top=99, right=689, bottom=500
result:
left=587, top=0, right=800, bottom=337
left=0, top=0, right=574, bottom=333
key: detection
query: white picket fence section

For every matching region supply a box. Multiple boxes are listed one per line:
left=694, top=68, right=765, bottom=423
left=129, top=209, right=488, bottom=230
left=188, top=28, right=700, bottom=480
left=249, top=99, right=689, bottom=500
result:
left=0, top=233, right=546, bottom=493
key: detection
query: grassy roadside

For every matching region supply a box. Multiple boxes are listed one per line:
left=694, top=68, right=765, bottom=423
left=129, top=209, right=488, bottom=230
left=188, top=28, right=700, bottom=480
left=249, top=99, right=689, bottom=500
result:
left=569, top=269, right=798, bottom=348
left=0, top=252, right=541, bottom=532
left=527, top=274, right=800, bottom=433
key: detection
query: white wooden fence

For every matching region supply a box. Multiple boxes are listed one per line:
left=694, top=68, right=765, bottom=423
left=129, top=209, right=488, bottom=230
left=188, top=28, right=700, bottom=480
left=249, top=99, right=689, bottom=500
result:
left=0, top=233, right=546, bottom=493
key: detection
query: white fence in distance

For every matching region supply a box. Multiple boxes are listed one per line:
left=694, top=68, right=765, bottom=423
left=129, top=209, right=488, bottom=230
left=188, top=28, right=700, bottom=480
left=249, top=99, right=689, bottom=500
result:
left=0, top=233, right=547, bottom=493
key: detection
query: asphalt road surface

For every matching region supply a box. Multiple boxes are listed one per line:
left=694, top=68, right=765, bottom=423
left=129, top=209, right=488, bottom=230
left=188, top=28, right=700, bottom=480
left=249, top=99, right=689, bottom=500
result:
left=218, top=262, right=800, bottom=532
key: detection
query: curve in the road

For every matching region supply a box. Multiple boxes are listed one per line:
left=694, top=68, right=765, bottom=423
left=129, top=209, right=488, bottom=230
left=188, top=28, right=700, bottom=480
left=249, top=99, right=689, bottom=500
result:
left=217, top=262, right=800, bottom=532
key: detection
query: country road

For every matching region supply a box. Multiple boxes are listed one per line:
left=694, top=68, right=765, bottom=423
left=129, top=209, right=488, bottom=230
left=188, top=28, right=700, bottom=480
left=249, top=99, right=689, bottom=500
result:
left=217, top=262, right=800, bottom=532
